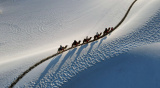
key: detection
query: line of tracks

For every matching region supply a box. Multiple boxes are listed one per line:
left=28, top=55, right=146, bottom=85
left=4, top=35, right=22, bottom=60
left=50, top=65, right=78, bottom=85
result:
left=9, top=0, right=137, bottom=87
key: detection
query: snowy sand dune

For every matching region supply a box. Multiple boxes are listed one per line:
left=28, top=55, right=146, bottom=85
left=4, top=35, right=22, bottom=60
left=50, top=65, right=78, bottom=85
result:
left=0, top=0, right=160, bottom=88
left=16, top=7, right=160, bottom=87
left=0, top=0, right=135, bottom=87
left=61, top=43, right=160, bottom=88
left=0, top=0, right=133, bottom=61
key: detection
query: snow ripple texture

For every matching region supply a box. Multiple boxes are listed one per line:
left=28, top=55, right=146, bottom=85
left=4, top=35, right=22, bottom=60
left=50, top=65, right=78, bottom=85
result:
left=27, top=10, right=160, bottom=88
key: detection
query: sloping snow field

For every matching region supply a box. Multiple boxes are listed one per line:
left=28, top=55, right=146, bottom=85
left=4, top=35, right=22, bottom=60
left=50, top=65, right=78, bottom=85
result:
left=0, top=0, right=160, bottom=88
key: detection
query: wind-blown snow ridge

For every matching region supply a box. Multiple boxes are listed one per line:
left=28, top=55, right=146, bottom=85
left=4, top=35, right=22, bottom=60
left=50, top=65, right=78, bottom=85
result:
left=26, top=9, right=160, bottom=88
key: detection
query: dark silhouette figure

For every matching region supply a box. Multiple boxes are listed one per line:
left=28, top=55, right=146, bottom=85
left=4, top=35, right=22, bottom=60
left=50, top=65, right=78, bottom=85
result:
left=94, top=32, right=102, bottom=40
left=83, top=36, right=92, bottom=44
left=111, top=27, right=114, bottom=31
left=72, top=40, right=81, bottom=47
left=57, top=45, right=68, bottom=53
left=103, top=28, right=110, bottom=36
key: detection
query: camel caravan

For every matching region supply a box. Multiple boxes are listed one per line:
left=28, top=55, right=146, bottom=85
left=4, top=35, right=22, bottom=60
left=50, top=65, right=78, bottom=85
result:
left=57, top=27, right=114, bottom=53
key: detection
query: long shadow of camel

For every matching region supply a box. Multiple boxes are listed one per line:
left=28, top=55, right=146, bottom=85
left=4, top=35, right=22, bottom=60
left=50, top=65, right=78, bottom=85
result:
left=34, top=54, right=62, bottom=86
left=74, top=44, right=88, bottom=60
left=34, top=48, right=77, bottom=86
left=98, top=36, right=107, bottom=48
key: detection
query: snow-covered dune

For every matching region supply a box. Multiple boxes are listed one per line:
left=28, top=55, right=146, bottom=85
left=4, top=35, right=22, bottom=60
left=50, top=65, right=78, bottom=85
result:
left=61, top=43, right=160, bottom=88
left=0, top=0, right=160, bottom=88
left=0, top=0, right=132, bottom=62
left=15, top=0, right=160, bottom=88
left=0, top=0, right=134, bottom=87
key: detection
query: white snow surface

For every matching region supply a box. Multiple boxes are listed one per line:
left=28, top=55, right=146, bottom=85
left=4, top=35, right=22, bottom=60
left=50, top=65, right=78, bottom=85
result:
left=0, top=0, right=160, bottom=88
